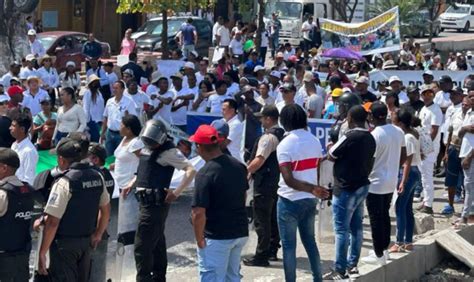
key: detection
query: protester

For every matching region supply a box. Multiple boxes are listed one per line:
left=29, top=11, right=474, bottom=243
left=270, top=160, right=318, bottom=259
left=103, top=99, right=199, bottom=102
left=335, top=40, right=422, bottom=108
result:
left=59, top=61, right=81, bottom=91
left=222, top=99, right=244, bottom=163
left=170, top=72, right=195, bottom=132
left=146, top=75, right=174, bottom=123
left=388, top=76, right=409, bottom=104
left=120, top=28, right=136, bottom=56
left=37, top=55, right=59, bottom=105
left=27, top=29, right=45, bottom=58
left=83, top=75, right=105, bottom=142
left=82, top=33, right=103, bottom=59
left=125, top=79, right=150, bottom=125
left=179, top=18, right=198, bottom=58
left=1, top=62, right=21, bottom=88
left=53, top=87, right=87, bottom=145
left=269, top=13, right=282, bottom=59
left=10, top=112, right=38, bottom=185
left=207, top=80, right=230, bottom=113
left=23, top=75, right=49, bottom=116
left=277, top=104, right=330, bottom=281
left=32, top=97, right=56, bottom=150
left=121, top=52, right=146, bottom=85
left=190, top=124, right=248, bottom=281
left=0, top=95, right=15, bottom=148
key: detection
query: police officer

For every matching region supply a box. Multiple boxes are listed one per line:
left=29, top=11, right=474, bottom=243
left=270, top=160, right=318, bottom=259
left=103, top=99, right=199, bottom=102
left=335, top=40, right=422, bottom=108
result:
left=122, top=119, right=196, bottom=282
left=0, top=148, right=35, bottom=281
left=243, top=105, right=284, bottom=267
left=37, top=138, right=111, bottom=281
left=88, top=142, right=115, bottom=282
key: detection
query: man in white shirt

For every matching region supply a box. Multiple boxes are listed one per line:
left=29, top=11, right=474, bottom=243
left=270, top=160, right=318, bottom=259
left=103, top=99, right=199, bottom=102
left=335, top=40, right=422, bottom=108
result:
left=103, top=62, right=119, bottom=95
left=229, top=32, right=244, bottom=57
left=221, top=99, right=244, bottom=163
left=362, top=103, right=406, bottom=266
left=146, top=76, right=174, bottom=124
left=212, top=16, right=224, bottom=46
left=195, top=59, right=208, bottom=85
left=101, top=81, right=138, bottom=156
left=388, top=76, right=409, bottom=104
left=170, top=73, right=195, bottom=132
left=125, top=79, right=150, bottom=126
left=1, top=62, right=21, bottom=88
left=19, top=55, right=39, bottom=81
left=27, top=29, right=46, bottom=58
left=301, top=16, right=316, bottom=57
left=417, top=86, right=443, bottom=213
left=10, top=113, right=38, bottom=185
left=276, top=103, right=329, bottom=281
left=22, top=76, right=49, bottom=116
left=207, top=80, right=231, bottom=113
left=276, top=83, right=303, bottom=113
left=216, top=20, right=231, bottom=52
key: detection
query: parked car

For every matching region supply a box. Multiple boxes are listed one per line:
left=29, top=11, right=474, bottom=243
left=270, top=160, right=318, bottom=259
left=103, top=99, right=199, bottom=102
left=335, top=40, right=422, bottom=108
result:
left=37, top=31, right=111, bottom=71
left=401, top=10, right=441, bottom=38
left=134, top=17, right=212, bottom=57
left=439, top=4, right=474, bottom=32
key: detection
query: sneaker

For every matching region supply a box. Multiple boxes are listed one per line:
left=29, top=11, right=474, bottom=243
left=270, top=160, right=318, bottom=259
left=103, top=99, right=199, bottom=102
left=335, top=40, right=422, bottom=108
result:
left=323, top=270, right=349, bottom=280
left=384, top=250, right=391, bottom=261
left=441, top=205, right=455, bottom=215
left=268, top=251, right=278, bottom=261
left=242, top=257, right=269, bottom=267
left=454, top=194, right=463, bottom=203
left=404, top=243, right=414, bottom=251
left=347, top=266, right=360, bottom=278
left=361, top=251, right=387, bottom=265
left=413, top=196, right=423, bottom=203
left=419, top=206, right=433, bottom=214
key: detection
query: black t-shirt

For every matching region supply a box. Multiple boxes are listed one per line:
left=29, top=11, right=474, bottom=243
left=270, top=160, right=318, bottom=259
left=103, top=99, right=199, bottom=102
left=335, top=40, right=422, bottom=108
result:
left=192, top=154, right=249, bottom=240
left=359, top=91, right=378, bottom=103
left=0, top=116, right=14, bottom=148
left=401, top=100, right=424, bottom=115
left=329, top=128, right=376, bottom=196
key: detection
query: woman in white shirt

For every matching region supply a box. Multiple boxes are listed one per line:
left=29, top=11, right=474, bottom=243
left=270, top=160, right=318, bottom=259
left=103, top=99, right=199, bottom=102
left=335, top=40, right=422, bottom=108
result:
left=53, top=87, right=87, bottom=144
left=37, top=55, right=59, bottom=105
left=83, top=75, right=105, bottom=142
left=59, top=61, right=81, bottom=91
left=391, top=109, right=421, bottom=253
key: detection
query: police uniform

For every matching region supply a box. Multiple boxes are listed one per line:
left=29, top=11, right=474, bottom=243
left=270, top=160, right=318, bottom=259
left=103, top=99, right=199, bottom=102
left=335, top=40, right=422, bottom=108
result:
left=134, top=139, right=191, bottom=282
left=0, top=149, right=35, bottom=281
left=248, top=125, right=284, bottom=262
left=43, top=157, right=110, bottom=281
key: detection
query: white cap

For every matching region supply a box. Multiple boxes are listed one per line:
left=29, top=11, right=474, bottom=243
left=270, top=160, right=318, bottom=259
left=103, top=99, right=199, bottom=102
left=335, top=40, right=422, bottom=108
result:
left=408, top=61, right=415, bottom=67
left=342, top=87, right=352, bottom=94
left=0, top=95, right=10, bottom=103
left=467, top=51, right=473, bottom=56
left=389, top=76, right=402, bottom=84
left=254, top=65, right=265, bottom=72
left=355, top=76, right=369, bottom=84
left=184, top=62, right=195, bottom=69
left=66, top=61, right=76, bottom=68
left=456, top=52, right=463, bottom=57
left=270, top=70, right=280, bottom=78
left=25, top=54, right=35, bottom=62
left=27, top=29, right=36, bottom=36
left=423, top=70, right=434, bottom=76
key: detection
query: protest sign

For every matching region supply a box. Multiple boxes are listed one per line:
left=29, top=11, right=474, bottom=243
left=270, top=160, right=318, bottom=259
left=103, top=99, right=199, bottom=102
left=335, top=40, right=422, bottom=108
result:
left=156, top=60, right=185, bottom=79
left=320, top=6, right=401, bottom=55
left=367, top=70, right=470, bottom=90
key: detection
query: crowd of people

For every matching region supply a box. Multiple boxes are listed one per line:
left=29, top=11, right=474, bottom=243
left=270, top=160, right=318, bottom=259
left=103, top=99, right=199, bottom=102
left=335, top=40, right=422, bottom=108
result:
left=0, top=14, right=473, bottom=282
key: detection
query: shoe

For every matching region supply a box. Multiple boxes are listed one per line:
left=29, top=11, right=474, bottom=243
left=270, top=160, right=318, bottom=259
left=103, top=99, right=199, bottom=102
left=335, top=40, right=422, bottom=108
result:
left=416, top=203, right=425, bottom=211
left=404, top=243, right=414, bottom=251
left=454, top=194, right=463, bottom=203
left=361, top=251, right=387, bottom=265
left=419, top=206, right=433, bottom=214
left=435, top=171, right=446, bottom=178
left=441, top=205, right=455, bottom=215
left=384, top=250, right=391, bottom=261
left=388, top=243, right=404, bottom=253
left=242, top=257, right=269, bottom=267
left=268, top=254, right=278, bottom=261
left=413, top=196, right=423, bottom=203
left=323, top=270, right=349, bottom=280
left=347, top=266, right=360, bottom=278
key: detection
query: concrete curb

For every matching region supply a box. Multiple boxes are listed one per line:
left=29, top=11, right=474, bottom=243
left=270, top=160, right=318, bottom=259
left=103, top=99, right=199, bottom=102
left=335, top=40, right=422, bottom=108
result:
left=354, top=225, right=474, bottom=282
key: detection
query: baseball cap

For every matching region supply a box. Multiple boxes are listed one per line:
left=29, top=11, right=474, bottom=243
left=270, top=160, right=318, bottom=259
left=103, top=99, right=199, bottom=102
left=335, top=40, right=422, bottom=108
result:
left=370, top=102, right=388, bottom=119
left=254, top=65, right=265, bottom=72
left=288, top=55, right=298, bottom=63
left=56, top=138, right=82, bottom=159
left=423, top=70, right=434, bottom=76
left=331, top=88, right=343, bottom=97
left=210, top=119, right=229, bottom=137
left=189, top=124, right=222, bottom=144
left=27, top=29, right=36, bottom=36
left=7, top=85, right=23, bottom=97
left=254, top=105, right=279, bottom=118
left=190, top=51, right=199, bottom=58
left=388, top=76, right=401, bottom=85
left=88, top=143, right=107, bottom=163
left=0, top=148, right=20, bottom=169
left=276, top=52, right=284, bottom=58
left=66, top=61, right=76, bottom=68
left=123, top=68, right=134, bottom=77
left=355, top=76, right=369, bottom=84
left=407, top=84, right=419, bottom=93
left=171, top=72, right=184, bottom=80
left=184, top=62, right=195, bottom=69
left=303, top=71, right=313, bottom=82
left=456, top=52, right=462, bottom=57
left=420, top=85, right=434, bottom=95
left=25, top=54, right=35, bottom=62
left=269, top=70, right=280, bottom=78
left=439, top=75, right=453, bottom=83
left=279, top=83, right=296, bottom=92
left=468, top=51, right=473, bottom=57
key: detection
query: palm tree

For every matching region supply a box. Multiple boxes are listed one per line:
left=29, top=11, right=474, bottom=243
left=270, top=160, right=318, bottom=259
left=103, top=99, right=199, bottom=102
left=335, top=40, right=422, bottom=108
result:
left=369, top=0, right=423, bottom=38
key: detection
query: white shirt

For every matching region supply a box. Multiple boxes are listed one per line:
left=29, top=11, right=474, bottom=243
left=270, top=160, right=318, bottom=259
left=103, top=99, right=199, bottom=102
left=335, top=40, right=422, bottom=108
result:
left=397, top=91, right=409, bottom=104
left=114, top=137, right=144, bottom=188
left=226, top=115, right=244, bottom=163
left=283, top=49, right=295, bottom=61
left=59, top=72, right=81, bottom=89
left=302, top=21, right=316, bottom=40
left=460, top=109, right=474, bottom=158
left=195, top=72, right=205, bottom=86
left=369, top=124, right=406, bottom=194
left=82, top=90, right=105, bottom=122
left=229, top=38, right=243, bottom=55
left=277, top=129, right=323, bottom=201
left=447, top=61, right=458, bottom=71
left=212, top=23, right=222, bottom=42
left=55, top=104, right=87, bottom=133
left=434, top=91, right=452, bottom=110
left=405, top=133, right=421, bottom=167
left=217, top=26, right=231, bottom=46
left=419, top=103, right=443, bottom=152
left=103, top=95, right=138, bottom=131
left=450, top=107, right=466, bottom=139
left=19, top=67, right=38, bottom=80
left=30, top=39, right=46, bottom=57
left=207, top=93, right=229, bottom=113
left=150, top=91, right=174, bottom=123
left=22, top=88, right=49, bottom=116
left=11, top=138, right=38, bottom=185
left=227, top=82, right=240, bottom=97
left=106, top=71, right=119, bottom=93
left=171, top=87, right=193, bottom=126
left=443, top=103, right=462, bottom=142
left=37, top=67, right=60, bottom=88
left=261, top=31, right=269, bottom=48
left=125, top=90, right=150, bottom=117
left=1, top=72, right=14, bottom=88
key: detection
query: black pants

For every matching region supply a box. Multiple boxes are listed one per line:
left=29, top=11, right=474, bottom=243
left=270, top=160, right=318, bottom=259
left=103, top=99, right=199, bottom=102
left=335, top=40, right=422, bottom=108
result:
left=253, top=193, right=280, bottom=260
left=0, top=252, right=29, bottom=282
left=48, top=237, right=92, bottom=282
left=259, top=47, right=268, bottom=65
left=135, top=203, right=170, bottom=282
left=366, top=193, right=393, bottom=257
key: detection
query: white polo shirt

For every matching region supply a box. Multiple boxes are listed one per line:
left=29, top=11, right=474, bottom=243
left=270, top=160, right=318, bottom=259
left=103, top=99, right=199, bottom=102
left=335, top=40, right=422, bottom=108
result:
left=171, top=87, right=194, bottom=126
left=11, top=138, right=38, bottom=185
left=460, top=109, right=474, bottom=158
left=82, top=90, right=105, bottom=122
left=419, top=103, right=443, bottom=158
left=226, top=115, right=244, bottom=163
left=207, top=93, right=229, bottom=114
left=22, top=88, right=49, bottom=116
left=103, top=95, right=137, bottom=131
left=150, top=91, right=175, bottom=123
left=30, top=39, right=46, bottom=57
left=277, top=128, right=323, bottom=201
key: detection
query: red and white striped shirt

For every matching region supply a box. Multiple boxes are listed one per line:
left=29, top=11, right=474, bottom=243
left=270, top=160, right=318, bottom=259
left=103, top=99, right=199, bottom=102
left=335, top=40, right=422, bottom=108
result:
left=277, top=129, right=323, bottom=201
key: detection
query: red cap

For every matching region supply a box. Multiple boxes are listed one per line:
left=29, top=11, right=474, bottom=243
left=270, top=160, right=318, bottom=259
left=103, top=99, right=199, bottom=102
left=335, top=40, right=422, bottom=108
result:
left=189, top=125, right=222, bottom=145
left=7, top=86, right=23, bottom=97
left=288, top=55, right=298, bottom=63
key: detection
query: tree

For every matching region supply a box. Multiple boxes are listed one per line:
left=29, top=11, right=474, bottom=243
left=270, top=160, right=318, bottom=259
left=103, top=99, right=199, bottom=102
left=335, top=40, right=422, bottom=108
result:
left=329, top=0, right=359, bottom=23
left=255, top=0, right=265, bottom=56
left=117, top=0, right=215, bottom=59
left=424, top=0, right=452, bottom=42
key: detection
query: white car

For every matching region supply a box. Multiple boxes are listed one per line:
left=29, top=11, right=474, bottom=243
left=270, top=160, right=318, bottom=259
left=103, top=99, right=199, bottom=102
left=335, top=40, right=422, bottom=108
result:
left=439, top=4, right=474, bottom=32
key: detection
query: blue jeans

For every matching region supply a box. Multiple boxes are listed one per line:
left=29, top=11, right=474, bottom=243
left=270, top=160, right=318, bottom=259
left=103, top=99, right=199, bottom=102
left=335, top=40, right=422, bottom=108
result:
left=105, top=130, right=122, bottom=156
left=396, top=166, right=421, bottom=244
left=197, top=237, right=248, bottom=282
left=54, top=131, right=68, bottom=146
left=332, top=185, right=369, bottom=273
left=87, top=121, right=101, bottom=143
left=277, top=196, right=321, bottom=282
left=271, top=35, right=279, bottom=57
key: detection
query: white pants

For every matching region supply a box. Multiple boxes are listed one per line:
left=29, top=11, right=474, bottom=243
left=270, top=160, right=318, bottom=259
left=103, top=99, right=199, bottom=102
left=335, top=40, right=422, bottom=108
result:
left=421, top=145, right=440, bottom=208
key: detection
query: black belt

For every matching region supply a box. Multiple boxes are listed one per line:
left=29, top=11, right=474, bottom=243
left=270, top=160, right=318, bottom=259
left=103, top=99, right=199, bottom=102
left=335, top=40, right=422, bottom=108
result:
left=108, top=129, right=120, bottom=134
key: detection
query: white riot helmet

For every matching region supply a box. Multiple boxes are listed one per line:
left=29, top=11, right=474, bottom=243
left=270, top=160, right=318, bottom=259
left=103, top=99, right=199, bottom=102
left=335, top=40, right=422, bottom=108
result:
left=141, top=119, right=168, bottom=147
